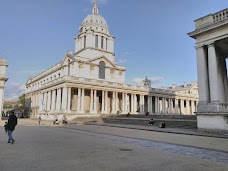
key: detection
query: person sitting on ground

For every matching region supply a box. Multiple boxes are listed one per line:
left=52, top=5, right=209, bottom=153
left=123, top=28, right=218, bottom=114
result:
left=159, top=121, right=166, bottom=128
left=62, top=115, right=67, bottom=124
left=126, top=112, right=130, bottom=117
left=148, top=118, right=154, bottom=126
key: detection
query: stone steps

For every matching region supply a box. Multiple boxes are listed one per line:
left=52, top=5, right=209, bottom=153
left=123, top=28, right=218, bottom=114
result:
left=105, top=114, right=197, bottom=120
left=72, top=114, right=197, bottom=129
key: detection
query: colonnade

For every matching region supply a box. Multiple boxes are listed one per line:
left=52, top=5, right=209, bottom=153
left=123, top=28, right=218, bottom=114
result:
left=196, top=43, right=228, bottom=104
left=30, top=87, right=198, bottom=116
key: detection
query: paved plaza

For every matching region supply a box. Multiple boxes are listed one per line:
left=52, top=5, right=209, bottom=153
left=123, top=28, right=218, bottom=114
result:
left=0, top=119, right=228, bottom=171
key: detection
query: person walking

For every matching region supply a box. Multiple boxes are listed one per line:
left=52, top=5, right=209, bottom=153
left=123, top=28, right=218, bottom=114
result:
left=7, top=112, right=18, bottom=144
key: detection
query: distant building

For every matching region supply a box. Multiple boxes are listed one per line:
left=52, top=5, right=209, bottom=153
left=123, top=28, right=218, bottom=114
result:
left=4, top=98, right=20, bottom=108
left=25, top=2, right=199, bottom=120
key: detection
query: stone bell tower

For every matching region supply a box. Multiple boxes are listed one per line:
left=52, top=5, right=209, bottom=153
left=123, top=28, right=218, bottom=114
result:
left=0, top=58, right=8, bottom=116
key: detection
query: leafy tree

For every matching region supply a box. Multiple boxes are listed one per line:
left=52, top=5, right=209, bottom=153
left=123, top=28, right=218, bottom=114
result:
left=14, top=104, right=19, bottom=109
left=19, top=93, right=25, bottom=110
left=3, top=104, right=12, bottom=109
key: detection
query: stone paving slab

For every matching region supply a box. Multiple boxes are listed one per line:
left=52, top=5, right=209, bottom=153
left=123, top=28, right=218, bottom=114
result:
left=1, top=119, right=228, bottom=139
left=83, top=122, right=228, bottom=139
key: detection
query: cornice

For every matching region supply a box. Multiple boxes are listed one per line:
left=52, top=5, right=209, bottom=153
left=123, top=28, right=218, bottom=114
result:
left=75, top=47, right=115, bottom=56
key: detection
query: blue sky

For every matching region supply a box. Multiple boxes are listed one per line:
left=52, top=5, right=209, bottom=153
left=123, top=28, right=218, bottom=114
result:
left=0, top=0, right=227, bottom=99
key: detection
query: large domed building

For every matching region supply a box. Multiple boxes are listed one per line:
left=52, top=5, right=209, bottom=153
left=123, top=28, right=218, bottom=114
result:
left=25, top=2, right=198, bottom=120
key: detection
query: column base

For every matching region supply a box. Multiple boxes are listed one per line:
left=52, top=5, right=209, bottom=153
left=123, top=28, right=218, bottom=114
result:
left=90, top=110, right=97, bottom=114
left=196, top=113, right=228, bottom=131
left=77, top=110, right=85, bottom=114
left=61, top=109, right=71, bottom=113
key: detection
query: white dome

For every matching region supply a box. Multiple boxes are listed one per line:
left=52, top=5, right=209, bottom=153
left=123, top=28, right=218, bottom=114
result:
left=79, top=2, right=110, bottom=35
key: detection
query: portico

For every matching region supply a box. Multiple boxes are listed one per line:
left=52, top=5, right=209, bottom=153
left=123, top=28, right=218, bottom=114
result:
left=189, top=8, right=228, bottom=131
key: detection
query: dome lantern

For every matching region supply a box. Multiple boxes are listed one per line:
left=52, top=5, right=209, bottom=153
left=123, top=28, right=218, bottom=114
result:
left=92, top=1, right=99, bottom=14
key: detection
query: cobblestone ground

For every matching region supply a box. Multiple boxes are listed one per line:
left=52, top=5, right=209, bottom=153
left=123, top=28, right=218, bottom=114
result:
left=0, top=119, right=227, bottom=171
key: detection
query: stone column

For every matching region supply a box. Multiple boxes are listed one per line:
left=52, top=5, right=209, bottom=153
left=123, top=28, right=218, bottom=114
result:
left=43, top=92, right=47, bottom=111
left=51, top=90, right=56, bottom=111
left=77, top=88, right=81, bottom=112
left=175, top=99, right=179, bottom=114
left=147, top=96, right=150, bottom=113
left=217, top=55, right=226, bottom=102
left=101, top=90, right=105, bottom=113
left=140, top=95, right=145, bottom=114
left=186, top=100, right=190, bottom=114
left=67, top=87, right=71, bottom=111
left=56, top=88, right=61, bottom=111
left=134, top=94, right=137, bottom=113
left=162, top=97, right=166, bottom=113
left=139, top=95, right=143, bottom=114
left=191, top=100, right=195, bottom=114
left=155, top=96, right=157, bottom=113
left=208, top=43, right=219, bottom=102
left=39, top=92, right=43, bottom=111
left=122, top=93, right=125, bottom=113
left=90, top=89, right=94, bottom=113
left=196, top=46, right=210, bottom=103
left=125, top=94, right=128, bottom=112
left=105, top=91, right=108, bottom=112
left=93, top=90, right=97, bottom=113
left=180, top=99, right=184, bottom=114
left=169, top=98, right=173, bottom=114
left=111, top=92, right=116, bottom=114
left=115, top=92, right=119, bottom=112
left=81, top=88, right=85, bottom=112
left=61, top=87, right=67, bottom=111
left=131, top=94, right=134, bottom=113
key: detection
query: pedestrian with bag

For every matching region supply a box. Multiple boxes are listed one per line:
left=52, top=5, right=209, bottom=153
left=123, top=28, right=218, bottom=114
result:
left=7, top=111, right=18, bottom=144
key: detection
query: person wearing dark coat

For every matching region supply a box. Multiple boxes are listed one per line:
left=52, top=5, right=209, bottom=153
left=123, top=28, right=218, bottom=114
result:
left=7, top=112, right=18, bottom=144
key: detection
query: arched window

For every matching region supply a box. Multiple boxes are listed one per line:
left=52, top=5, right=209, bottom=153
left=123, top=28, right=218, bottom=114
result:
left=67, top=59, right=70, bottom=76
left=99, top=61, right=105, bottom=79
left=95, top=35, right=98, bottom=48
left=106, top=38, right=108, bottom=50
left=84, top=35, right=86, bottom=48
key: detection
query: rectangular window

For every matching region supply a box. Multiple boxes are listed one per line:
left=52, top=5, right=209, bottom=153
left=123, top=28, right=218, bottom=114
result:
left=95, top=35, right=98, bottom=48
left=101, top=36, right=104, bottom=49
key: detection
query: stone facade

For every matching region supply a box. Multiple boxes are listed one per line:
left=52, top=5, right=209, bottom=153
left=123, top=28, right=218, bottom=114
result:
left=188, top=8, right=228, bottom=131
left=0, top=58, right=8, bottom=115
left=25, top=2, right=199, bottom=120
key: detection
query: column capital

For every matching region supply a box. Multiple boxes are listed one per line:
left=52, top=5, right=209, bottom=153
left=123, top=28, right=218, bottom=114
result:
left=207, top=42, right=215, bottom=48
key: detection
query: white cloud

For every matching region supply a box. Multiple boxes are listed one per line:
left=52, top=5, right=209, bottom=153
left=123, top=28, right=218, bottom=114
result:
left=8, top=69, right=44, bottom=75
left=82, top=8, right=90, bottom=12
left=132, top=77, right=165, bottom=85
left=148, top=77, right=165, bottom=84
left=117, top=59, right=127, bottom=65
left=124, top=51, right=135, bottom=55
left=4, top=81, right=26, bottom=99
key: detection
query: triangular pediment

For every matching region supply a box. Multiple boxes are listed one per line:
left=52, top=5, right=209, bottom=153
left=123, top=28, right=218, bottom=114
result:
left=87, top=56, right=117, bottom=68
left=26, top=77, right=33, bottom=85
left=61, top=51, right=75, bottom=66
